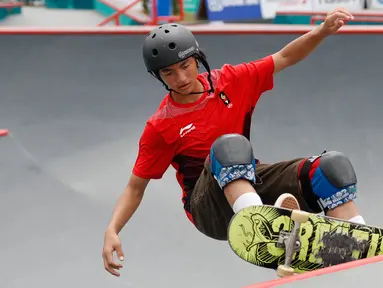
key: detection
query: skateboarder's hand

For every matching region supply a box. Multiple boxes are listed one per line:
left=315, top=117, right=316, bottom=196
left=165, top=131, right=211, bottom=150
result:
left=320, top=7, right=354, bottom=35
left=102, top=229, right=125, bottom=277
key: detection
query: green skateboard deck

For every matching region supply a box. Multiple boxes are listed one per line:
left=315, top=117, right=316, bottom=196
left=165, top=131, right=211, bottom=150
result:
left=228, top=205, right=383, bottom=277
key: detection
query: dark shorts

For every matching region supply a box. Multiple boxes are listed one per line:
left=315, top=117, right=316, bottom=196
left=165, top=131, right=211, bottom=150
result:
left=189, top=157, right=313, bottom=241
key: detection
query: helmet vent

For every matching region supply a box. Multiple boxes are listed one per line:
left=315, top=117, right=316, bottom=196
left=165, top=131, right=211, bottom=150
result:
left=152, top=49, right=158, bottom=56
left=168, top=42, right=176, bottom=50
left=171, top=24, right=177, bottom=27
left=151, top=33, right=156, bottom=38
left=165, top=29, right=170, bottom=33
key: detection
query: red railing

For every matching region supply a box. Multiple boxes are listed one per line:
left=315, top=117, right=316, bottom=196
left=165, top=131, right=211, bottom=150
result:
left=310, top=15, right=383, bottom=25
left=0, top=129, right=8, bottom=137
left=98, top=0, right=184, bottom=26
left=0, top=2, right=23, bottom=8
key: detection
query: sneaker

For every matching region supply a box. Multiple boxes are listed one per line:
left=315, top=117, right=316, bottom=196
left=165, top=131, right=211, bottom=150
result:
left=274, top=193, right=300, bottom=210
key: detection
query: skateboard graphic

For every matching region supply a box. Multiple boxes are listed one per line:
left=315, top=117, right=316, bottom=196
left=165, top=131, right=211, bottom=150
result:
left=227, top=205, right=383, bottom=277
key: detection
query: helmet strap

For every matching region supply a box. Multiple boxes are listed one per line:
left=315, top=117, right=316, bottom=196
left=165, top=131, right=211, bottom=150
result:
left=197, top=55, right=214, bottom=94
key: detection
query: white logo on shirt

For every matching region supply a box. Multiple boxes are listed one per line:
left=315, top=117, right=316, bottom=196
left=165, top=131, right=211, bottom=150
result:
left=180, top=123, right=195, bottom=138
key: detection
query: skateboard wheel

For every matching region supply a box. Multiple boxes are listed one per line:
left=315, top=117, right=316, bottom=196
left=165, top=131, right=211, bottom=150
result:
left=277, top=265, right=295, bottom=277
left=291, top=210, right=309, bottom=223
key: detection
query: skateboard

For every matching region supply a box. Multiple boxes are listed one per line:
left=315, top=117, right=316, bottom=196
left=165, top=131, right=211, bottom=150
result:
left=227, top=205, right=383, bottom=277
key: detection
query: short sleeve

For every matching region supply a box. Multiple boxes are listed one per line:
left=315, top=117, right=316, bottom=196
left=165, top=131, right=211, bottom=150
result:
left=224, top=55, right=275, bottom=108
left=132, top=123, right=175, bottom=179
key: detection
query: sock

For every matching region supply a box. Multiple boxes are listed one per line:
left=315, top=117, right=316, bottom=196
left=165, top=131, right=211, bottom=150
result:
left=232, top=192, right=263, bottom=214
left=348, top=215, right=365, bottom=225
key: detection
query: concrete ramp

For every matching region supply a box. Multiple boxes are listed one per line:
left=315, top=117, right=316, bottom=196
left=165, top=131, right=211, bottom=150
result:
left=1, top=29, right=382, bottom=288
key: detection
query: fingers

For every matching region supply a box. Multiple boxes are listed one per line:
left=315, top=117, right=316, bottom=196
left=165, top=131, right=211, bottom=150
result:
left=102, top=231, right=125, bottom=277
left=102, top=248, right=124, bottom=277
left=103, top=257, right=122, bottom=277
left=335, top=19, right=344, bottom=29
left=323, top=8, right=354, bottom=33
left=115, top=242, right=125, bottom=261
left=328, top=7, right=354, bottom=19
left=340, top=8, right=354, bottom=19
left=327, top=7, right=354, bottom=21
left=327, top=11, right=352, bottom=24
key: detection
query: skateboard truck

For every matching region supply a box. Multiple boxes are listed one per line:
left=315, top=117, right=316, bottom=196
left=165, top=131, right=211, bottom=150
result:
left=277, top=231, right=301, bottom=251
left=277, top=210, right=310, bottom=277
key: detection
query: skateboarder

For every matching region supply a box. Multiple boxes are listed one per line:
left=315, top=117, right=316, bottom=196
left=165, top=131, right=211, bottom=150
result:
left=102, top=8, right=365, bottom=277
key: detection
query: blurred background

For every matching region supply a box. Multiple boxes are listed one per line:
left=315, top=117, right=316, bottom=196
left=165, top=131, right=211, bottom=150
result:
left=0, top=0, right=382, bottom=27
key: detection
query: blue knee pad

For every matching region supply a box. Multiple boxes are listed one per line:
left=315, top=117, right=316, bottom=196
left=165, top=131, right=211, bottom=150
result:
left=210, top=134, right=257, bottom=189
left=299, top=151, right=357, bottom=212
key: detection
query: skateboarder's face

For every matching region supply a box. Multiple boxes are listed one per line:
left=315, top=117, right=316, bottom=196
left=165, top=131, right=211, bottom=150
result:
left=159, top=57, right=199, bottom=95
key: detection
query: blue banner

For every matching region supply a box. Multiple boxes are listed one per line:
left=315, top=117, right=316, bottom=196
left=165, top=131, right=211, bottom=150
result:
left=206, top=0, right=262, bottom=21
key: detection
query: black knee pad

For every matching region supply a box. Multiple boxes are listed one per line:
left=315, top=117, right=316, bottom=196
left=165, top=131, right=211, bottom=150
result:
left=299, top=151, right=358, bottom=212
left=210, top=134, right=257, bottom=189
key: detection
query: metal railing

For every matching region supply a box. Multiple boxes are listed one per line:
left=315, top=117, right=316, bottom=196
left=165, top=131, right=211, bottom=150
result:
left=98, top=0, right=184, bottom=26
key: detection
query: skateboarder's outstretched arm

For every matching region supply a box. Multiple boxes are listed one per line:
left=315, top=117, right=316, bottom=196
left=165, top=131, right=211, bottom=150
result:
left=102, top=174, right=150, bottom=277
left=102, top=119, right=175, bottom=277
left=272, top=7, right=354, bottom=74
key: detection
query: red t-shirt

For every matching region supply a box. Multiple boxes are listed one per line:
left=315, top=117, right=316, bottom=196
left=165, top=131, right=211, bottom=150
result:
left=133, top=55, right=275, bottom=223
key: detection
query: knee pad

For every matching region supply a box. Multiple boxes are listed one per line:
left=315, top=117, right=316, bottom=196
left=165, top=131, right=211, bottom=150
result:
left=299, top=151, right=357, bottom=212
left=210, top=133, right=257, bottom=189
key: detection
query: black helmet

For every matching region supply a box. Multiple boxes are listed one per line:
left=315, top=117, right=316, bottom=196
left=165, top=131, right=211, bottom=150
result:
left=142, top=23, right=214, bottom=94
left=143, top=23, right=201, bottom=72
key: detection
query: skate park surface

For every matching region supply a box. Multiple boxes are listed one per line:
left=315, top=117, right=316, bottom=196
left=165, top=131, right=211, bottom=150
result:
left=1, top=30, right=382, bottom=288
